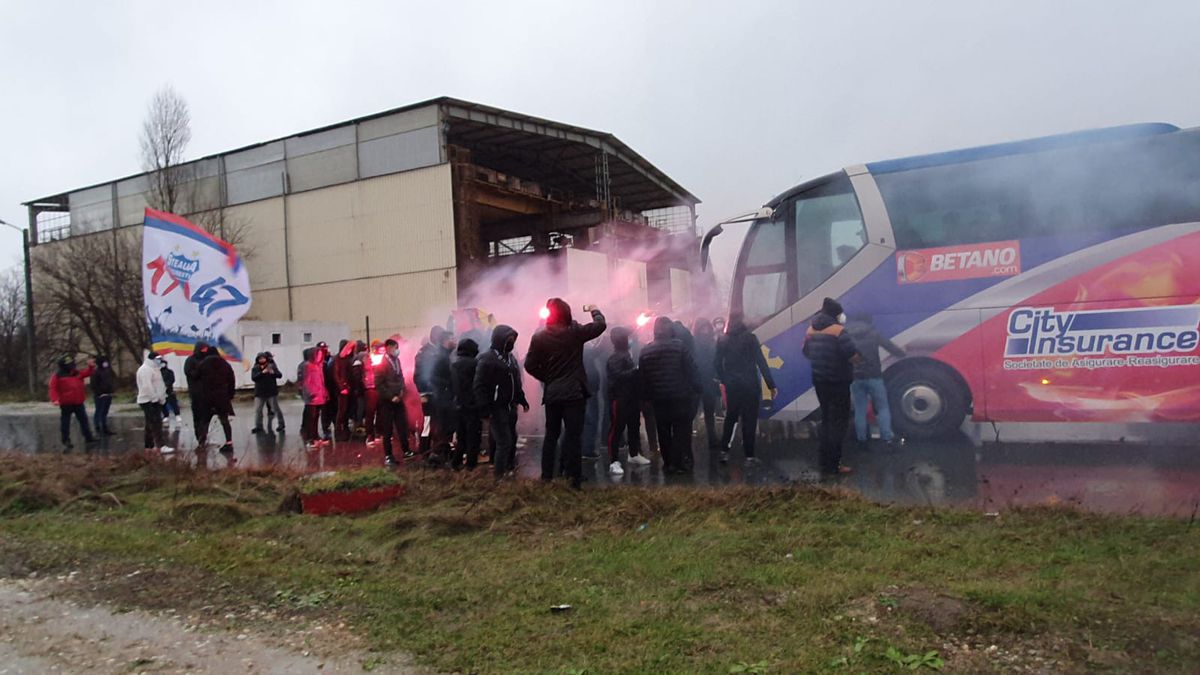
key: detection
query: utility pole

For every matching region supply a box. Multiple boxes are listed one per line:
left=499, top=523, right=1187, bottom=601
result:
left=0, top=218, right=36, bottom=395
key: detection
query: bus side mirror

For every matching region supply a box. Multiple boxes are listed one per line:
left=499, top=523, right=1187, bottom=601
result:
left=700, top=224, right=724, bottom=271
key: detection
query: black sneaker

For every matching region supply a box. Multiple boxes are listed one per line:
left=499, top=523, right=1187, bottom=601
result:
left=384, top=455, right=398, bottom=467
left=403, top=450, right=415, bottom=459
left=250, top=427, right=264, bottom=434
left=719, top=451, right=729, bottom=464
left=581, top=452, right=601, bottom=460
left=219, top=443, right=234, bottom=454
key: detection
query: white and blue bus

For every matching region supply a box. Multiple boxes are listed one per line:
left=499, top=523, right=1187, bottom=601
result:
left=711, top=123, right=1200, bottom=438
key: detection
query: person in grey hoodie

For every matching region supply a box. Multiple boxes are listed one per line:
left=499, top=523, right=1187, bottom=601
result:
left=845, top=314, right=906, bottom=444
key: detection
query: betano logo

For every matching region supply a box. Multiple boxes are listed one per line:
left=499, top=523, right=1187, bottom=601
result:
left=897, top=240, right=1020, bottom=284
left=1005, top=305, right=1200, bottom=357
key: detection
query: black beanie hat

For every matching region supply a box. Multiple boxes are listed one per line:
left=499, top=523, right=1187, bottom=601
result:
left=822, top=297, right=844, bottom=317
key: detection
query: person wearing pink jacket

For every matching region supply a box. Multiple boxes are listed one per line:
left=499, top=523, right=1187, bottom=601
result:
left=300, top=347, right=330, bottom=447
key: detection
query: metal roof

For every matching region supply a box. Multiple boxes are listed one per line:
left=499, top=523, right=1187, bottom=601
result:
left=25, top=96, right=699, bottom=211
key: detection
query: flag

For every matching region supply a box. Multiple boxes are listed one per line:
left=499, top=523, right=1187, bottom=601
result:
left=142, top=208, right=251, bottom=361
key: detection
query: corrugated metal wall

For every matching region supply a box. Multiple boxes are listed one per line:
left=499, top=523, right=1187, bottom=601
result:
left=59, top=103, right=443, bottom=235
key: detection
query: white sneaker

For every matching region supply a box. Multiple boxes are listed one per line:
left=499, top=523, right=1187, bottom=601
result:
left=628, top=454, right=651, bottom=466
left=160, top=446, right=175, bottom=454
left=608, top=461, right=624, bottom=475
left=174, top=416, right=183, bottom=425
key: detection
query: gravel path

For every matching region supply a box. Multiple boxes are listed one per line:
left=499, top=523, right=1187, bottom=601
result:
left=0, top=578, right=418, bottom=674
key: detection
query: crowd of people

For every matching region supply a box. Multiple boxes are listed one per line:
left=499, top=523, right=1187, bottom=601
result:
left=47, top=295, right=906, bottom=482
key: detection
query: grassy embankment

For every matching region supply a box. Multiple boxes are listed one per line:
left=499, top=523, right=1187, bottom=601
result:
left=1, top=453, right=1197, bottom=673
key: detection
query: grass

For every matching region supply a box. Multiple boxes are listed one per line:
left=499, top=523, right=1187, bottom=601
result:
left=1, top=453, right=1198, bottom=673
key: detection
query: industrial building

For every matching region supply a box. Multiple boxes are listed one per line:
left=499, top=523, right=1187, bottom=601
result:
left=23, top=97, right=701, bottom=345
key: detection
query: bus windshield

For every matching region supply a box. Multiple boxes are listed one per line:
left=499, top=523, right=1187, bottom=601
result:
left=738, top=174, right=865, bottom=325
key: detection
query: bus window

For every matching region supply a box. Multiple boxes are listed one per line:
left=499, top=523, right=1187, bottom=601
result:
left=742, top=271, right=789, bottom=325
left=791, top=175, right=865, bottom=298
left=739, top=215, right=790, bottom=324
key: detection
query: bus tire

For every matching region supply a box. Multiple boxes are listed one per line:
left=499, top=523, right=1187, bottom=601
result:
left=885, top=362, right=969, bottom=440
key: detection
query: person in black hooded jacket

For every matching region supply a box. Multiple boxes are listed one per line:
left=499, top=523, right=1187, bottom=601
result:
left=691, top=319, right=721, bottom=449
left=715, top=312, right=778, bottom=463
left=194, top=347, right=236, bottom=452
left=605, top=326, right=646, bottom=471
left=91, top=354, right=117, bottom=436
left=802, top=297, right=859, bottom=476
left=524, top=299, right=605, bottom=488
left=450, top=338, right=481, bottom=469
left=415, top=326, right=456, bottom=459
left=474, top=325, right=529, bottom=478
left=639, top=316, right=701, bottom=474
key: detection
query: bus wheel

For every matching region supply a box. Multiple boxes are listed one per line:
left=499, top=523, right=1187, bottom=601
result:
left=886, top=364, right=968, bottom=440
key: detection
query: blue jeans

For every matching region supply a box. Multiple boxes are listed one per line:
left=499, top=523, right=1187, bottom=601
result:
left=851, top=378, right=894, bottom=441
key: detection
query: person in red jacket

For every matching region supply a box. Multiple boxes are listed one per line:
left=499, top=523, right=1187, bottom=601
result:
left=48, top=355, right=97, bottom=449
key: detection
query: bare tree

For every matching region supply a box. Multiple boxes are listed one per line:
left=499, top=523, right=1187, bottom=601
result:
left=33, top=230, right=149, bottom=370
left=33, top=86, right=257, bottom=380
left=0, top=269, right=27, bottom=387
left=140, top=85, right=193, bottom=214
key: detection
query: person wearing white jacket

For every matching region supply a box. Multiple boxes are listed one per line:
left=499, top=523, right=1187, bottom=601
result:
left=136, top=352, right=172, bottom=454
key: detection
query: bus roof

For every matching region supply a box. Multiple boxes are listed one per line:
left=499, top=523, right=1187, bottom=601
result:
left=864, top=123, right=1180, bottom=175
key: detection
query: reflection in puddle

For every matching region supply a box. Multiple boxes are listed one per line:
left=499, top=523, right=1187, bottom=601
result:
left=2, top=401, right=1197, bottom=517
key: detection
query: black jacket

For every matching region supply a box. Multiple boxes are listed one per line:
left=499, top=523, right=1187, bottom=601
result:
left=606, top=350, right=640, bottom=402
left=450, top=339, right=480, bottom=411
left=845, top=320, right=905, bottom=380
left=91, top=363, right=116, bottom=397
left=524, top=308, right=606, bottom=404
left=375, top=351, right=407, bottom=401
left=693, top=331, right=719, bottom=397
left=195, top=350, right=236, bottom=409
left=161, top=365, right=176, bottom=397
left=250, top=353, right=282, bottom=397
left=415, top=342, right=453, bottom=401
left=474, top=325, right=528, bottom=411
left=803, top=313, right=859, bottom=384
left=638, top=318, right=701, bottom=402
left=183, top=342, right=210, bottom=393
left=716, top=319, right=777, bottom=395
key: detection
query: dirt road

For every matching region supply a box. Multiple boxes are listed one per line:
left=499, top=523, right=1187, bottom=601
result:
left=0, top=577, right=418, bottom=674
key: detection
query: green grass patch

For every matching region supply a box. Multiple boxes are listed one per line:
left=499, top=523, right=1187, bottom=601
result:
left=1, top=453, right=1198, bottom=673
left=298, top=467, right=403, bottom=495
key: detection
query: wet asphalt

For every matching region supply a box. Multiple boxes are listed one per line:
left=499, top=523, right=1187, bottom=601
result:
left=1, top=399, right=1197, bottom=518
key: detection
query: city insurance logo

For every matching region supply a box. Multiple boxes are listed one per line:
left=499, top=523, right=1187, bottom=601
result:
left=897, top=240, right=1021, bottom=284
left=1003, top=304, right=1200, bottom=371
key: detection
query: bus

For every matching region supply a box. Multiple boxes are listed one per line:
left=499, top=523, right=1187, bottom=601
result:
left=713, top=123, right=1200, bottom=438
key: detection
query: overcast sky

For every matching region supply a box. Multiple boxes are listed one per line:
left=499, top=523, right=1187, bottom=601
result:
left=3, top=0, right=1200, bottom=281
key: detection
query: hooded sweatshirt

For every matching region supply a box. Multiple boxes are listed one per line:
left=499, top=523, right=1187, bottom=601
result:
left=692, top=321, right=720, bottom=396
left=637, top=316, right=701, bottom=401
left=183, top=342, right=210, bottom=393
left=474, top=325, right=528, bottom=411
left=91, top=356, right=116, bottom=398
left=301, top=348, right=330, bottom=406
left=715, top=316, right=777, bottom=395
left=415, top=327, right=453, bottom=400
left=523, top=299, right=606, bottom=404
left=845, top=317, right=906, bottom=380
left=136, top=355, right=167, bottom=404
left=450, top=338, right=480, bottom=411
left=605, top=327, right=640, bottom=401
